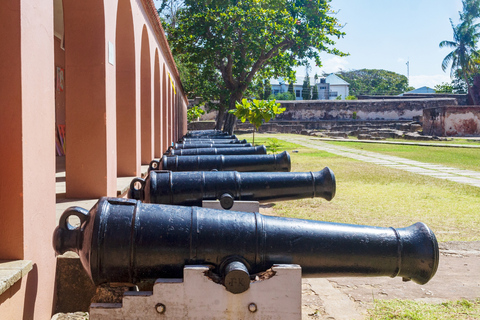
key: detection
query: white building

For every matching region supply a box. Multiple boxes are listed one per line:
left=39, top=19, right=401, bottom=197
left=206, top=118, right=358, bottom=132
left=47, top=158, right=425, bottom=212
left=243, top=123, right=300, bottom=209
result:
left=270, top=73, right=350, bottom=100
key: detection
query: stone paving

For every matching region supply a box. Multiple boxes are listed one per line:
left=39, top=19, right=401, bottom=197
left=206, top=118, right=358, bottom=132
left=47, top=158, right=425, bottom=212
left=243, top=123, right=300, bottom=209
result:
left=284, top=136, right=480, bottom=188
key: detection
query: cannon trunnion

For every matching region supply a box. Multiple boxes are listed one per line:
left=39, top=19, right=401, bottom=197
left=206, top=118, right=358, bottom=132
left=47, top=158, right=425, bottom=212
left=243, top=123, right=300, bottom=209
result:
left=53, top=197, right=439, bottom=287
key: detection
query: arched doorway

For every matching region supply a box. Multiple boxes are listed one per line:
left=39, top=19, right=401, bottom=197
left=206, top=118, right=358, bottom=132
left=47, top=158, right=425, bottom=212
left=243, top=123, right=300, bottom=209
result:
left=154, top=49, right=162, bottom=158
left=140, top=25, right=152, bottom=164
left=116, top=0, right=137, bottom=176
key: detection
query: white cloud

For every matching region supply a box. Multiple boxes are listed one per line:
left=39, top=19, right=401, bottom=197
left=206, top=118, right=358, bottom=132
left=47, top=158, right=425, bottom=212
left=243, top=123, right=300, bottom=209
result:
left=318, top=56, right=350, bottom=74
left=409, top=74, right=452, bottom=89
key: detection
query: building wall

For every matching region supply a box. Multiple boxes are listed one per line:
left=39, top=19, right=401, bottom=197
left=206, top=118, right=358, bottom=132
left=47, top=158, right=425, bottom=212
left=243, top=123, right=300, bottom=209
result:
left=423, top=106, right=480, bottom=137
left=275, top=98, right=458, bottom=121
left=330, top=84, right=349, bottom=100
left=0, top=0, right=188, bottom=318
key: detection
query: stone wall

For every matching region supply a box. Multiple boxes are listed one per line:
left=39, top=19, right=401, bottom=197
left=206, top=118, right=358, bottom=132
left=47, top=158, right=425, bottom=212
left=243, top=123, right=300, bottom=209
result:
left=275, top=98, right=457, bottom=122
left=358, top=94, right=468, bottom=105
left=423, top=106, right=480, bottom=137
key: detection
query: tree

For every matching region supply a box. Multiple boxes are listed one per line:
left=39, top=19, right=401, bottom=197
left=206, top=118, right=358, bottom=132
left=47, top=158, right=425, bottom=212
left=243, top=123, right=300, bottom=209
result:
left=302, top=73, right=311, bottom=100
left=440, top=20, right=480, bottom=104
left=440, top=0, right=480, bottom=104
left=263, top=80, right=272, bottom=100
left=157, top=0, right=184, bottom=29
left=288, top=82, right=295, bottom=96
left=187, top=105, right=205, bottom=122
left=269, top=91, right=295, bottom=100
left=167, top=0, right=346, bottom=133
left=434, top=82, right=454, bottom=93
left=336, top=69, right=410, bottom=96
left=229, top=99, right=286, bottom=145
left=311, top=84, right=319, bottom=100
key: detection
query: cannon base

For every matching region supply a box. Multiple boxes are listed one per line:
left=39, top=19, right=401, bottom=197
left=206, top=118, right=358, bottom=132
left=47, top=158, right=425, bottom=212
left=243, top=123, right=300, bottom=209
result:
left=89, top=264, right=301, bottom=320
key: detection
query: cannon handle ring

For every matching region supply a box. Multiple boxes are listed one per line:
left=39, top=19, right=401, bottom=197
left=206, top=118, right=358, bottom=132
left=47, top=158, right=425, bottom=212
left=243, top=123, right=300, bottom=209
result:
left=129, top=178, right=146, bottom=201
left=59, top=206, right=89, bottom=231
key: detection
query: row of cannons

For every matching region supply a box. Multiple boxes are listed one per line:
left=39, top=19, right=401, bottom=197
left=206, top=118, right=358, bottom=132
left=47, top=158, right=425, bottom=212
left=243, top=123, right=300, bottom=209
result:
left=53, top=129, right=439, bottom=318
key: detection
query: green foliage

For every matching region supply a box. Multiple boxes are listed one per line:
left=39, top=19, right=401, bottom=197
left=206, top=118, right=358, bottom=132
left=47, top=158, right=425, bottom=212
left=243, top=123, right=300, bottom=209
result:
left=336, top=69, right=411, bottom=96
left=265, top=138, right=282, bottom=154
left=302, top=74, right=311, bottom=100
left=229, top=99, right=285, bottom=144
left=335, top=95, right=342, bottom=100
left=352, top=111, right=357, bottom=119
left=268, top=91, right=295, bottom=101
left=440, top=0, right=480, bottom=103
left=187, top=105, right=205, bottom=122
left=434, top=82, right=454, bottom=93
left=166, top=0, right=346, bottom=131
left=346, top=95, right=358, bottom=100
left=311, top=85, right=319, bottom=100
left=230, top=99, right=285, bottom=130
left=288, top=82, right=294, bottom=95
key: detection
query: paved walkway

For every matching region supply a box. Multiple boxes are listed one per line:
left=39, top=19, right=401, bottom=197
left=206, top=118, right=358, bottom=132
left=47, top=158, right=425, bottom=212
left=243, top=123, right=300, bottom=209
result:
left=283, top=136, right=480, bottom=188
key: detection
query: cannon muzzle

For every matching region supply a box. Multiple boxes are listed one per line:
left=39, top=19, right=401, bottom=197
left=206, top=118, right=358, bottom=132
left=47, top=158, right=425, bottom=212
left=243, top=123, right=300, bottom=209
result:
left=154, top=151, right=291, bottom=172
left=129, top=167, right=335, bottom=207
left=53, top=197, right=439, bottom=287
left=169, top=145, right=267, bottom=156
left=173, top=142, right=253, bottom=149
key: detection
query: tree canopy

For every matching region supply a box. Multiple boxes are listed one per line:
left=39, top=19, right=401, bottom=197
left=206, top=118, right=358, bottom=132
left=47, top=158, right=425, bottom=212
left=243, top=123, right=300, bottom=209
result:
left=440, top=0, right=480, bottom=104
left=166, top=0, right=346, bottom=133
left=336, top=69, right=411, bottom=96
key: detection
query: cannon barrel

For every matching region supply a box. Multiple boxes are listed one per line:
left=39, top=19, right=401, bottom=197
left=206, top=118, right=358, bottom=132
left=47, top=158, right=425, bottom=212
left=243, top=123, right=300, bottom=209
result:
left=180, top=139, right=246, bottom=144
left=129, top=168, right=335, bottom=207
left=184, top=130, right=231, bottom=138
left=156, top=151, right=291, bottom=172
left=169, top=145, right=267, bottom=156
left=53, top=197, right=439, bottom=287
left=181, top=135, right=238, bottom=140
left=173, top=142, right=253, bottom=149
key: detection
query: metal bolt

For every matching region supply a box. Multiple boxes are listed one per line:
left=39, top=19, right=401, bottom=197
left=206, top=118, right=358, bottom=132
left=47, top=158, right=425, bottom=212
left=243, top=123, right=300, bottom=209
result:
left=155, top=303, right=166, bottom=314
left=248, top=303, right=257, bottom=313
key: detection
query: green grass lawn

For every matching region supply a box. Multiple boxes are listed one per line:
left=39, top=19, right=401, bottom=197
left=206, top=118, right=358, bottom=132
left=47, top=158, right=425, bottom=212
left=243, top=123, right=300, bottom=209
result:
left=368, top=299, right=480, bottom=320
left=238, top=134, right=480, bottom=242
left=240, top=134, right=480, bottom=319
left=322, top=140, right=480, bottom=172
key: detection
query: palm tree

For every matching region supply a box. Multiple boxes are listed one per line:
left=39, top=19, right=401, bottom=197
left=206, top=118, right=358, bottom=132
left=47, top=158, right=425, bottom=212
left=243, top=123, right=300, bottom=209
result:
left=440, top=19, right=480, bottom=104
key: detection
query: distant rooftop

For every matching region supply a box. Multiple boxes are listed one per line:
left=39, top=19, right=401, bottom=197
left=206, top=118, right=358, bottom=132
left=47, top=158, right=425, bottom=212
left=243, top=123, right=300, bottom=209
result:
left=405, top=86, right=436, bottom=94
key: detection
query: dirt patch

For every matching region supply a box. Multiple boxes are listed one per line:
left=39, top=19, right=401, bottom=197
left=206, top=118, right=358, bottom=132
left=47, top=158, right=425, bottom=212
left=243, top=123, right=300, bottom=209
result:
left=300, top=241, right=480, bottom=319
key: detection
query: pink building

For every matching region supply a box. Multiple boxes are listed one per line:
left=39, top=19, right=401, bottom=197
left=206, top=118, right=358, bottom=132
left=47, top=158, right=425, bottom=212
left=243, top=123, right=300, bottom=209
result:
left=0, top=0, right=188, bottom=318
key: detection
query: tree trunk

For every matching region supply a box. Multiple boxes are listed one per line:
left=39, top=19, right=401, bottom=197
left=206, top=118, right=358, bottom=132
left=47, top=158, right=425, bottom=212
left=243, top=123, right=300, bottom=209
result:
left=223, top=91, right=243, bottom=134
left=215, top=105, right=226, bottom=131
left=464, top=71, right=478, bottom=105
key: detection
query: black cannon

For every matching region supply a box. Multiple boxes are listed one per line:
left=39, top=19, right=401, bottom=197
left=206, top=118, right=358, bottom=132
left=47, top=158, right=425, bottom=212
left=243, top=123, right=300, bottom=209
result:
left=129, top=168, right=335, bottom=208
left=169, top=145, right=267, bottom=156
left=180, top=139, right=246, bottom=144
left=173, top=142, right=253, bottom=149
left=152, top=151, right=291, bottom=172
left=53, top=197, right=439, bottom=293
left=184, top=130, right=230, bottom=138
left=181, top=135, right=238, bottom=140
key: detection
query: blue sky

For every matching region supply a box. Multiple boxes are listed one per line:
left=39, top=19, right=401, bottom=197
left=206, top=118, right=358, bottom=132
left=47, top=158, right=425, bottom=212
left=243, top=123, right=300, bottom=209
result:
left=297, top=0, right=465, bottom=88
left=156, top=0, right=465, bottom=89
